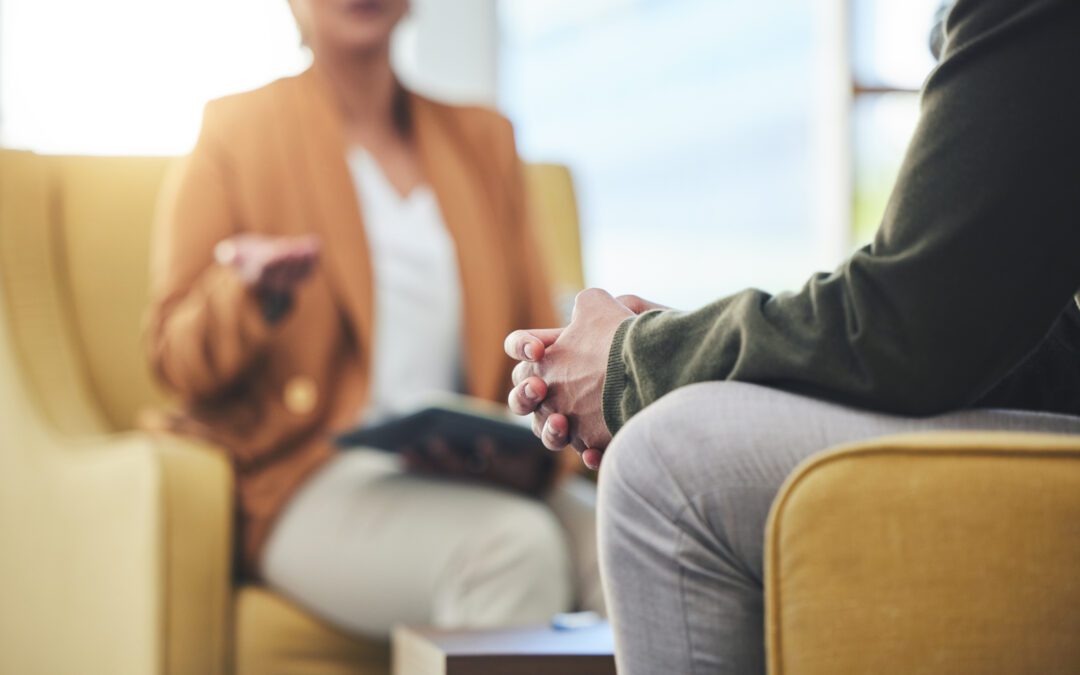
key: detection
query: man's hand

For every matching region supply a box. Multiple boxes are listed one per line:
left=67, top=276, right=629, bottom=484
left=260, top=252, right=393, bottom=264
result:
left=214, top=234, right=321, bottom=295
left=505, top=290, right=669, bottom=469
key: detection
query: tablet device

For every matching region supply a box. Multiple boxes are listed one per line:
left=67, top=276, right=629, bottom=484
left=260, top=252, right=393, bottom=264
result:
left=335, top=402, right=542, bottom=453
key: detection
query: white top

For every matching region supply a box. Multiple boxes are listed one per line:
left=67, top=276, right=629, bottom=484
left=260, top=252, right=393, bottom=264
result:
left=347, top=146, right=463, bottom=425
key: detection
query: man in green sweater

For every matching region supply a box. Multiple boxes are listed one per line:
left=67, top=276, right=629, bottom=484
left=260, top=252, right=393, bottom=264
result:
left=504, top=0, right=1080, bottom=672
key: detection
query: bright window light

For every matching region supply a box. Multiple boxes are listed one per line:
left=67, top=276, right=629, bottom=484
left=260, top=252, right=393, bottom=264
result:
left=0, top=0, right=310, bottom=155
left=499, top=0, right=842, bottom=307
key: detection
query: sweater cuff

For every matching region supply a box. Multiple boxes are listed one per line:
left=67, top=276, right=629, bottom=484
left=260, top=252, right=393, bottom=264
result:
left=601, top=317, right=633, bottom=437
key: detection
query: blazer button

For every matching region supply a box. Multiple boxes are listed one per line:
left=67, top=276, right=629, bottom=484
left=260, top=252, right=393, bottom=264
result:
left=284, top=376, right=318, bottom=415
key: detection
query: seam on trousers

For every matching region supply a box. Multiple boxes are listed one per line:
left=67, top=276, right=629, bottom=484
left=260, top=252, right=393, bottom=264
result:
left=644, top=405, right=706, bottom=524
left=646, top=406, right=761, bottom=582
left=683, top=482, right=773, bottom=585
left=644, top=409, right=709, bottom=675
left=675, top=523, right=702, bottom=675
left=607, top=460, right=695, bottom=674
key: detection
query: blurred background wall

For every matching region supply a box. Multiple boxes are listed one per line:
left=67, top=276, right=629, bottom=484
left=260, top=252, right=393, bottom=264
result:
left=0, top=0, right=941, bottom=310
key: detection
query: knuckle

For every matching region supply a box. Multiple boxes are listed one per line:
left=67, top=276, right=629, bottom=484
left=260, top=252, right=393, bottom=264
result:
left=512, top=361, right=532, bottom=383
left=514, top=387, right=533, bottom=410
left=504, top=330, right=525, bottom=353
left=573, top=288, right=615, bottom=316
left=575, top=288, right=604, bottom=305
left=508, top=391, right=525, bottom=413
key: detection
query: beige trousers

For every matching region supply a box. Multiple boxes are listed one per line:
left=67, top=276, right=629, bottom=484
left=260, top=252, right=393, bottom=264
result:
left=262, top=450, right=603, bottom=638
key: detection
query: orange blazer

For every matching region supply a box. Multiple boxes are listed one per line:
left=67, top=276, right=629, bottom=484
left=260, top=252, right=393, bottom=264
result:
left=146, top=67, right=557, bottom=576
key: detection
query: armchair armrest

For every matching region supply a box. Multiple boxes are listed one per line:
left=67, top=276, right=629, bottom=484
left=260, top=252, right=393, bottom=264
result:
left=1, top=148, right=231, bottom=674
left=154, top=432, right=233, bottom=675
left=765, top=432, right=1080, bottom=675
left=0, top=423, right=231, bottom=675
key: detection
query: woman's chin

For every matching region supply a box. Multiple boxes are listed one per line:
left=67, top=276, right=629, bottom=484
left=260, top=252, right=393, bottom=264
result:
left=322, top=25, right=397, bottom=55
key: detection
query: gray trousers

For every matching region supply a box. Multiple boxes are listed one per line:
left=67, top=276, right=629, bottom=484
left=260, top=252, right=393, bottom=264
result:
left=597, top=382, right=1080, bottom=675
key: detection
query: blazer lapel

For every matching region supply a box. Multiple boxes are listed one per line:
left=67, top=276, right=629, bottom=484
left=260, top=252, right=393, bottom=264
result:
left=413, top=96, right=512, bottom=399
left=285, top=69, right=375, bottom=356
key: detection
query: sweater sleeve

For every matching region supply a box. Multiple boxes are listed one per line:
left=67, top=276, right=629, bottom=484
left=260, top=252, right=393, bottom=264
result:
left=973, top=300, right=1080, bottom=415
left=146, top=103, right=278, bottom=402
left=603, top=0, right=1080, bottom=435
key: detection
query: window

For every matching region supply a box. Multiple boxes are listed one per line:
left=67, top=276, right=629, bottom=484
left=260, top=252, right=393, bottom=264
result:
left=499, top=0, right=837, bottom=309
left=0, top=0, right=309, bottom=155
left=850, top=0, right=941, bottom=243
left=501, top=1, right=948, bottom=306
left=0, top=0, right=485, bottom=155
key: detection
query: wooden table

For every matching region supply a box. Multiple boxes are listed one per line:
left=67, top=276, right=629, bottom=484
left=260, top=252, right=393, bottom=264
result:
left=392, top=622, right=616, bottom=675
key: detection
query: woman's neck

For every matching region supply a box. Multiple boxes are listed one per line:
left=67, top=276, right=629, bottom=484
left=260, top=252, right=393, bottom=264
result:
left=314, top=45, right=401, bottom=135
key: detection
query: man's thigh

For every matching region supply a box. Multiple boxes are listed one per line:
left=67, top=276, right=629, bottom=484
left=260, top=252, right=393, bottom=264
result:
left=601, top=381, right=1080, bottom=580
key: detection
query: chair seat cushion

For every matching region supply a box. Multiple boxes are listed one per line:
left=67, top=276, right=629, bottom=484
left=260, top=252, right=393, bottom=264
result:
left=235, top=585, right=389, bottom=675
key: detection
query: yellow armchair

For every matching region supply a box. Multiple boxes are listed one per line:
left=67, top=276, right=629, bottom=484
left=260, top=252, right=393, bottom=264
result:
left=767, top=432, right=1080, bottom=674
left=0, top=151, right=233, bottom=675
left=0, top=150, right=583, bottom=675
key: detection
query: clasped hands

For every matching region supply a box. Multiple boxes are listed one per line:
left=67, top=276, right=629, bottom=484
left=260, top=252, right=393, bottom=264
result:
left=504, top=289, right=668, bottom=470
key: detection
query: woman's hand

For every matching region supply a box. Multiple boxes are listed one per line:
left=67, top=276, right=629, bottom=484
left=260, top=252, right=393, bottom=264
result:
left=402, top=436, right=558, bottom=497
left=214, top=234, right=321, bottom=295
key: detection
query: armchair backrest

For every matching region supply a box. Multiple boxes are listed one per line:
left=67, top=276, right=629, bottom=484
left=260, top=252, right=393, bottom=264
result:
left=0, top=150, right=583, bottom=433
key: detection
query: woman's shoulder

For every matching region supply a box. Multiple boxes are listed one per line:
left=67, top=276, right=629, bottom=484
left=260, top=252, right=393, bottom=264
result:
left=414, top=94, right=517, bottom=154
left=199, top=73, right=304, bottom=137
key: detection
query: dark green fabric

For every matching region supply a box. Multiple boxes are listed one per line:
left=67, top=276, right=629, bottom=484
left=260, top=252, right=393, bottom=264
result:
left=602, top=318, right=633, bottom=434
left=603, top=0, right=1080, bottom=436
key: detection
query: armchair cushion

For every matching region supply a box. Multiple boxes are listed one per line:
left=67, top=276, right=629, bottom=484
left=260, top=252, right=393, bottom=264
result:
left=235, top=586, right=389, bottom=675
left=766, top=432, right=1080, bottom=675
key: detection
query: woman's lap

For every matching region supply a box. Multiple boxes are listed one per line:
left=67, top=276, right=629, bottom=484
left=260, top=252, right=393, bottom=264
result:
left=262, top=450, right=581, bottom=637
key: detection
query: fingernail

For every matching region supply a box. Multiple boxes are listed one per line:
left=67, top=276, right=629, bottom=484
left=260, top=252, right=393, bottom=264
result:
left=524, top=343, right=537, bottom=360
left=524, top=383, right=537, bottom=400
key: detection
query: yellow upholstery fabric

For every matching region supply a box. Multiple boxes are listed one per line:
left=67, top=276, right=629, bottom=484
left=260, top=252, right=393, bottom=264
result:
left=235, top=587, right=391, bottom=675
left=0, top=149, right=584, bottom=674
left=0, top=150, right=232, bottom=674
left=54, top=156, right=175, bottom=427
left=766, top=432, right=1080, bottom=675
left=523, top=163, right=586, bottom=302
left=0, top=151, right=112, bottom=436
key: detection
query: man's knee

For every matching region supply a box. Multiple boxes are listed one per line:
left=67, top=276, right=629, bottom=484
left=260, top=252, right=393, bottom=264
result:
left=601, top=382, right=762, bottom=502
left=598, top=385, right=708, bottom=535
left=599, top=381, right=791, bottom=536
left=600, top=381, right=813, bottom=581
left=601, top=387, right=670, bottom=500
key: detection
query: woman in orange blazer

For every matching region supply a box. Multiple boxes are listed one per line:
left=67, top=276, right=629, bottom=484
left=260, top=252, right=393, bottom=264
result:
left=147, top=0, right=602, bottom=636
